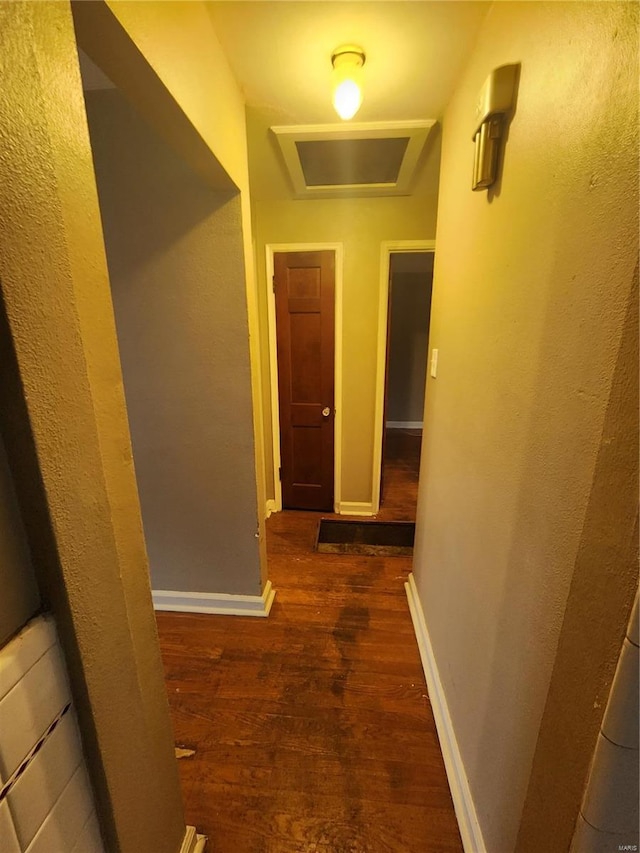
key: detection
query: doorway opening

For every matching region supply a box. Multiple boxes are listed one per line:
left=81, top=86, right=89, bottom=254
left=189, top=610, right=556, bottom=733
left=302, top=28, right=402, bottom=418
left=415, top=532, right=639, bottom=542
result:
left=373, top=242, right=435, bottom=516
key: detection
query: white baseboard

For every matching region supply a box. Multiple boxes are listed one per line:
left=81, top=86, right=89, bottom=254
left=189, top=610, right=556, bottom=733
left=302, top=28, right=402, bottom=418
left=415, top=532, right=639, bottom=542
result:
left=337, top=501, right=376, bottom=516
left=180, top=825, right=207, bottom=853
left=386, top=420, right=423, bottom=429
left=265, top=498, right=277, bottom=518
left=405, top=573, right=486, bottom=853
left=153, top=580, right=275, bottom=618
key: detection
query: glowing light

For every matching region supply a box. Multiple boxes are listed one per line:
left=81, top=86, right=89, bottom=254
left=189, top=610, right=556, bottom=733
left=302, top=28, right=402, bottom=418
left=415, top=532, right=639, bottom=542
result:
left=333, top=79, right=362, bottom=121
left=331, top=46, right=365, bottom=121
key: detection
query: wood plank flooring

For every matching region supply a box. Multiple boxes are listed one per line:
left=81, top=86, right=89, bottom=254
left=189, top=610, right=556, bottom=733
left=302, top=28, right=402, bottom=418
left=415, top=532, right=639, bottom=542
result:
left=156, top=429, right=462, bottom=852
left=378, top=428, right=422, bottom=521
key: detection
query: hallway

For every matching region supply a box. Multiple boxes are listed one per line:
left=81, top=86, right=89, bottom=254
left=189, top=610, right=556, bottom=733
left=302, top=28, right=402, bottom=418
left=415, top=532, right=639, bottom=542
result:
left=156, top=430, right=462, bottom=851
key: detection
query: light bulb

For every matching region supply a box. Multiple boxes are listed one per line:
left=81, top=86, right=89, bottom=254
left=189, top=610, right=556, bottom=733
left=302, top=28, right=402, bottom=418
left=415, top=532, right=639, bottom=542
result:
left=331, top=46, right=365, bottom=121
left=333, top=79, right=362, bottom=121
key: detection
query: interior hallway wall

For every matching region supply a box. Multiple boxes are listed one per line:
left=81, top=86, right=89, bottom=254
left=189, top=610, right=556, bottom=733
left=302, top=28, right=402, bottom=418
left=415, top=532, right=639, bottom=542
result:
left=74, top=0, right=269, bottom=586
left=0, top=3, right=186, bottom=848
left=248, top=108, right=441, bottom=507
left=0, top=430, right=40, bottom=647
left=411, top=3, right=638, bottom=851
left=386, top=255, right=434, bottom=424
left=85, top=88, right=262, bottom=597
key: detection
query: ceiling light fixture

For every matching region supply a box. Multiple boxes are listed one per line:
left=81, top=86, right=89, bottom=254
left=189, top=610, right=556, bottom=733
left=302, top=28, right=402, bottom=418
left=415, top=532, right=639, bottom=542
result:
left=331, top=45, right=365, bottom=121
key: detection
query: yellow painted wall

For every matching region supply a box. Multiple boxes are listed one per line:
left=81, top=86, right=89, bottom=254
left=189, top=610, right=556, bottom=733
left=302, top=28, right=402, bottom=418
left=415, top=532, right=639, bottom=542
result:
left=248, top=108, right=442, bottom=506
left=0, top=432, right=40, bottom=647
left=104, top=0, right=249, bottom=192
left=0, top=2, right=185, bottom=849
left=412, top=3, right=638, bottom=851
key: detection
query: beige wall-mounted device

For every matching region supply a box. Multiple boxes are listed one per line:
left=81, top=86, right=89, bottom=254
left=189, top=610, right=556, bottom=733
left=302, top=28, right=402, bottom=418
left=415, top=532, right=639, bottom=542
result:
left=472, top=63, right=520, bottom=191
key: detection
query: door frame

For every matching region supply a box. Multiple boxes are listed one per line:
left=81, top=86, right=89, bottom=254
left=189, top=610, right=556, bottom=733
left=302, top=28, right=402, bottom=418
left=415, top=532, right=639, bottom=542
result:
left=266, top=243, right=344, bottom=513
left=372, top=240, right=436, bottom=513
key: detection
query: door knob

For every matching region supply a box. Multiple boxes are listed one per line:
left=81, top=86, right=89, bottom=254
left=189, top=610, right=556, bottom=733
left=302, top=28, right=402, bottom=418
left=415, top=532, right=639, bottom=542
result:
left=322, top=407, right=331, bottom=417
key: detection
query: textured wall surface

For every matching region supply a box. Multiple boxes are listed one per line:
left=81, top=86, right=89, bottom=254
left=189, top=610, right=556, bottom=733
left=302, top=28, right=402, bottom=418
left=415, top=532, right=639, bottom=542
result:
left=0, top=433, right=40, bottom=648
left=0, top=3, right=185, bottom=850
left=86, top=88, right=263, bottom=596
left=74, top=0, right=268, bottom=579
left=411, top=3, right=638, bottom=852
left=103, top=0, right=250, bottom=193
left=249, top=108, right=442, bottom=504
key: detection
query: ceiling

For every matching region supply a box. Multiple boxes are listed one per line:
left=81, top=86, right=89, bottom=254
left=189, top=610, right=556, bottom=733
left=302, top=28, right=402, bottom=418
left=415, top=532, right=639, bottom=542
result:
left=207, top=1, right=490, bottom=125
left=271, top=119, right=435, bottom=197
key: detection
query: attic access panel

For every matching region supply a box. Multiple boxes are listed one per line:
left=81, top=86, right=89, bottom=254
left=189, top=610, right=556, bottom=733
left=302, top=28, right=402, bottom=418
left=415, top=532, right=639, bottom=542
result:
left=272, top=121, right=435, bottom=199
left=296, top=137, right=409, bottom=186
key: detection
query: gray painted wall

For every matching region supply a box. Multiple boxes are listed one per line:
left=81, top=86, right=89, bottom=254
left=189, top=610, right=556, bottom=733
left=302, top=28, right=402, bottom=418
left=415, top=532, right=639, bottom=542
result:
left=386, top=255, right=434, bottom=423
left=0, top=431, right=39, bottom=646
left=85, top=89, right=262, bottom=596
left=412, top=3, right=638, bottom=850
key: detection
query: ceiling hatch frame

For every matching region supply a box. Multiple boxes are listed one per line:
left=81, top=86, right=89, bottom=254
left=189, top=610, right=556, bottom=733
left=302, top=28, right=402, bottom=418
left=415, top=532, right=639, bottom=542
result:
left=271, top=120, right=436, bottom=199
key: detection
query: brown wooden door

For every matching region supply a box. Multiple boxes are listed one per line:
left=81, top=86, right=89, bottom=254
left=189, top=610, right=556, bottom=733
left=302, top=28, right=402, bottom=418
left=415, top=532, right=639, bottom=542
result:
left=274, top=250, right=335, bottom=511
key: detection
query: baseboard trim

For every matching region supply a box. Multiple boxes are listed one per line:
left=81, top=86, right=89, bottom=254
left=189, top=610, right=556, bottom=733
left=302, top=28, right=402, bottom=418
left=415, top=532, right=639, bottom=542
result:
left=405, top=573, right=486, bottom=853
left=180, top=825, right=207, bottom=853
left=337, top=501, right=376, bottom=517
left=386, top=420, right=423, bottom=429
left=153, top=580, right=275, bottom=618
left=265, top=498, right=277, bottom=518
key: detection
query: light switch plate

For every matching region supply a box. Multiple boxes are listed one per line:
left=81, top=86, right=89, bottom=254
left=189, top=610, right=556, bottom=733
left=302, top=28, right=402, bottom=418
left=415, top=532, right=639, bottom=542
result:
left=430, top=348, right=439, bottom=378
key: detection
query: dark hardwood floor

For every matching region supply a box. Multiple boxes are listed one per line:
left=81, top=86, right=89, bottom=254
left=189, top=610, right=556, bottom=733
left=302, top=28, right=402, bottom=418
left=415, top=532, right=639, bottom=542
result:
left=378, top=428, right=422, bottom=520
left=156, top=429, right=462, bottom=852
